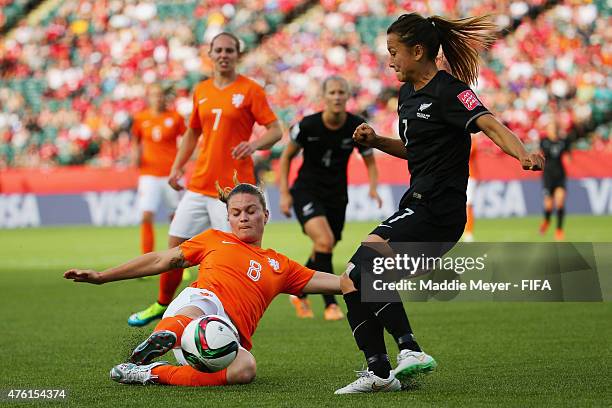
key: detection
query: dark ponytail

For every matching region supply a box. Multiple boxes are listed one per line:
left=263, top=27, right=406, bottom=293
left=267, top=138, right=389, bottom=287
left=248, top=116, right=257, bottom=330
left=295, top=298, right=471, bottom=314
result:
left=388, top=13, right=498, bottom=85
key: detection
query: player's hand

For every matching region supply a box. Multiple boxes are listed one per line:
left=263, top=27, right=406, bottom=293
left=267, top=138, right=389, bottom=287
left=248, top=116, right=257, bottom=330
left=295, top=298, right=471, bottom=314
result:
left=232, top=142, right=256, bottom=160
left=369, top=188, right=383, bottom=208
left=168, top=167, right=185, bottom=191
left=64, top=269, right=104, bottom=284
left=280, top=192, right=293, bottom=217
left=353, top=123, right=378, bottom=147
left=520, top=152, right=545, bottom=171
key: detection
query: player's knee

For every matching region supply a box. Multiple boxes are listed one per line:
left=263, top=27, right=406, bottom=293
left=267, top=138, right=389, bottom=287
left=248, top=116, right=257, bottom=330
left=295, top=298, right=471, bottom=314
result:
left=313, top=237, right=334, bottom=253
left=233, top=358, right=256, bottom=384
left=228, top=350, right=257, bottom=385
left=236, top=364, right=256, bottom=384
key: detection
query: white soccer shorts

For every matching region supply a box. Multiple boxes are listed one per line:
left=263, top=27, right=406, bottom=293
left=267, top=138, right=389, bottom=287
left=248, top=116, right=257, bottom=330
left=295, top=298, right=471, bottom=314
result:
left=168, top=190, right=230, bottom=239
left=137, top=175, right=181, bottom=215
left=163, top=287, right=238, bottom=366
left=466, top=177, right=477, bottom=206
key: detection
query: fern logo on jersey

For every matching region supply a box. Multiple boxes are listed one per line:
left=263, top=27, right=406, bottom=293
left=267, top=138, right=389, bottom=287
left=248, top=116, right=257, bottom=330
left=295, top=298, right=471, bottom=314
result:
left=232, top=93, right=244, bottom=108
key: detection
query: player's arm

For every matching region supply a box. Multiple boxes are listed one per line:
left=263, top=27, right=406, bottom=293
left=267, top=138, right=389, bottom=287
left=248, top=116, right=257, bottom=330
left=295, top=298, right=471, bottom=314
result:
left=169, top=127, right=202, bottom=190
left=362, top=153, right=382, bottom=208
left=232, top=120, right=283, bottom=160
left=353, top=123, right=407, bottom=159
left=476, top=114, right=544, bottom=171
left=279, top=141, right=302, bottom=217
left=301, top=271, right=342, bottom=295
left=63, top=247, right=194, bottom=285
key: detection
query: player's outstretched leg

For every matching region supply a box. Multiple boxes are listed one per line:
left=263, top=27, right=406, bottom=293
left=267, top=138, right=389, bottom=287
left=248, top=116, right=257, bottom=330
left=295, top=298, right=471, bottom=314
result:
left=111, top=348, right=256, bottom=387
left=335, top=249, right=401, bottom=394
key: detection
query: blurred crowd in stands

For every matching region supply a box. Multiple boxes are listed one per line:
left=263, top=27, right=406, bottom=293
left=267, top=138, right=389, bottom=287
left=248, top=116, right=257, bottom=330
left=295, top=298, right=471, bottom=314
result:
left=0, top=0, right=610, bottom=168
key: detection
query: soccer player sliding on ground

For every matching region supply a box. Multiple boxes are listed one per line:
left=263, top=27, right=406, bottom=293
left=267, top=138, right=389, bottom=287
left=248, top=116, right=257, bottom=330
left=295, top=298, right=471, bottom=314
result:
left=127, top=32, right=282, bottom=327
left=65, top=182, right=340, bottom=386
left=279, top=75, right=382, bottom=320
left=335, top=13, right=544, bottom=394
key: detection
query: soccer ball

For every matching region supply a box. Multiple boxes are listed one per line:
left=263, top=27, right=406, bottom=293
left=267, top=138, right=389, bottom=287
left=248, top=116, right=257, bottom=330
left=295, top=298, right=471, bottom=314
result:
left=180, top=315, right=239, bottom=372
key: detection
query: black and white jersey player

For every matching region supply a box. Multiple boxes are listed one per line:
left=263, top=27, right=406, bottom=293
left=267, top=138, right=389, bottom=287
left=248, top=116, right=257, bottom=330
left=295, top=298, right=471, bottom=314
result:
left=279, top=76, right=381, bottom=320
left=336, top=12, right=544, bottom=395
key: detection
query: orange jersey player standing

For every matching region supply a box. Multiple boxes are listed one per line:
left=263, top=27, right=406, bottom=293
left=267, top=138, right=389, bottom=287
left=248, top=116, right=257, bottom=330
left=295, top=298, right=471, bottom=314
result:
left=126, top=32, right=282, bottom=328
left=132, top=84, right=186, bottom=255
left=64, top=183, right=340, bottom=387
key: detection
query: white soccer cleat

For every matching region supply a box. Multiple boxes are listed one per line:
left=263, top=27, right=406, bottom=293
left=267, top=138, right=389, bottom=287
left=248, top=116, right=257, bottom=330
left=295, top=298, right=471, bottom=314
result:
left=393, top=350, right=437, bottom=383
left=334, top=370, right=401, bottom=394
left=109, top=361, right=169, bottom=385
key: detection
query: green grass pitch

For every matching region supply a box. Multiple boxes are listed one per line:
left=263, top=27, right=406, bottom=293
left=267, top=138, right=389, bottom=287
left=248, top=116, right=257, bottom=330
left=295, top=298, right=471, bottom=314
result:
left=1, top=216, right=611, bottom=407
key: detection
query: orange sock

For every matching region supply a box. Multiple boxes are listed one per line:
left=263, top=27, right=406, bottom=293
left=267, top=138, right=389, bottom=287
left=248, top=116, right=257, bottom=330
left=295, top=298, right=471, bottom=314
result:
left=465, top=205, right=474, bottom=234
left=152, top=365, right=228, bottom=386
left=158, top=268, right=183, bottom=305
left=141, top=221, right=154, bottom=254
left=153, top=315, right=193, bottom=346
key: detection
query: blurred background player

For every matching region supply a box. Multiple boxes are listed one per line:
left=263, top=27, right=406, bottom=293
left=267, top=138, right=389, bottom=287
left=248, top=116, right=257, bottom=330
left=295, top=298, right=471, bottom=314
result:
left=336, top=13, right=544, bottom=394
left=132, top=84, right=185, bottom=255
left=463, top=135, right=479, bottom=242
left=65, top=183, right=341, bottom=387
left=279, top=75, right=382, bottom=321
left=539, top=119, right=571, bottom=241
left=127, top=32, right=282, bottom=327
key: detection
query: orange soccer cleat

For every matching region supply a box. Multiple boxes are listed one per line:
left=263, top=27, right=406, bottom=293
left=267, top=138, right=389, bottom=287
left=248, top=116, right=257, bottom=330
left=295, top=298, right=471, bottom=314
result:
left=290, top=295, right=314, bottom=318
left=554, top=229, right=565, bottom=241
left=324, top=304, right=344, bottom=321
left=539, top=220, right=549, bottom=235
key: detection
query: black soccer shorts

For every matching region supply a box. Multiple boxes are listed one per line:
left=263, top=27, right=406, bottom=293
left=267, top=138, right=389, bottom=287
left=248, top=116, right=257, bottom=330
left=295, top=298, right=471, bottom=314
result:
left=348, top=199, right=465, bottom=287
left=543, top=172, right=566, bottom=197
left=290, top=188, right=347, bottom=242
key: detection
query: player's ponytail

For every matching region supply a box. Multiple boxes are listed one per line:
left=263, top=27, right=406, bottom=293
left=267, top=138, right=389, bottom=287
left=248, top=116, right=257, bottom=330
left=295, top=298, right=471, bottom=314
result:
left=216, top=170, right=267, bottom=211
left=387, top=13, right=498, bottom=85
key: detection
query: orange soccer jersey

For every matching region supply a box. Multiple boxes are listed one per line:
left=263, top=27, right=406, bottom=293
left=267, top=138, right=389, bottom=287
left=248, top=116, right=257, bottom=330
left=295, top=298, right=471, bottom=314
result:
left=188, top=75, right=277, bottom=197
left=132, top=109, right=186, bottom=177
left=179, top=229, right=315, bottom=350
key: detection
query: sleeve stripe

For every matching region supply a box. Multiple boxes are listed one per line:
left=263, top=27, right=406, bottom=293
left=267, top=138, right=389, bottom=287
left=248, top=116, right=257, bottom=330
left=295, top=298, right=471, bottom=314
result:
left=289, top=123, right=300, bottom=141
left=465, top=111, right=490, bottom=131
left=360, top=148, right=374, bottom=157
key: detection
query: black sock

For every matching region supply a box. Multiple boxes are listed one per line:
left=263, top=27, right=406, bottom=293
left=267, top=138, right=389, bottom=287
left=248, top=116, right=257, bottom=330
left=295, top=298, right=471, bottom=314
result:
left=557, top=207, right=565, bottom=230
left=344, top=291, right=391, bottom=378
left=367, top=354, right=392, bottom=379
left=544, top=209, right=552, bottom=223
left=299, top=257, right=316, bottom=299
left=313, top=252, right=336, bottom=306
left=366, top=301, right=421, bottom=352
